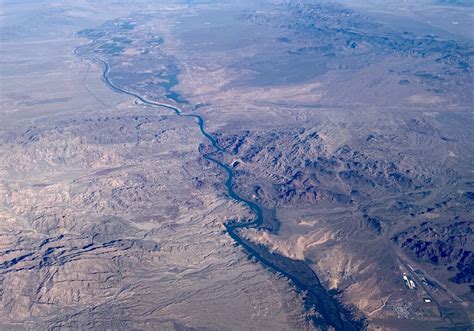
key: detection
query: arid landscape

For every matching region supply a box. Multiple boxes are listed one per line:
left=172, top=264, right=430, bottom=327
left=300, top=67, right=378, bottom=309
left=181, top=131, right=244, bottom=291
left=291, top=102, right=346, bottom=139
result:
left=0, top=0, right=472, bottom=330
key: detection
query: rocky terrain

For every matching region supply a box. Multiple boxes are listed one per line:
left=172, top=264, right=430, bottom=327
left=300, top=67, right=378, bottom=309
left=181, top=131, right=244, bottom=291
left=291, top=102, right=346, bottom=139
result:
left=0, top=1, right=312, bottom=330
left=215, top=109, right=473, bottom=326
left=393, top=221, right=473, bottom=284
left=161, top=0, right=473, bottom=328
left=0, top=73, right=311, bottom=330
left=0, top=0, right=473, bottom=330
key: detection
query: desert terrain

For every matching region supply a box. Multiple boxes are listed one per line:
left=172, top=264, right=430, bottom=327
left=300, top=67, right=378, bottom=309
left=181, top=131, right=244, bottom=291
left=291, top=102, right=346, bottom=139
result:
left=0, top=0, right=472, bottom=330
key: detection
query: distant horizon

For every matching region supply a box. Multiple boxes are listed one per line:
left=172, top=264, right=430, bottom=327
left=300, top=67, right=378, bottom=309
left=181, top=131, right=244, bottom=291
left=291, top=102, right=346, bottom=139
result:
left=0, top=1, right=472, bottom=330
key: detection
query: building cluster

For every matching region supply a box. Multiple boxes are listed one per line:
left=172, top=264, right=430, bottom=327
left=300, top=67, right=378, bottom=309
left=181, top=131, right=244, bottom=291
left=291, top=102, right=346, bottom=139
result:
left=403, top=273, right=416, bottom=290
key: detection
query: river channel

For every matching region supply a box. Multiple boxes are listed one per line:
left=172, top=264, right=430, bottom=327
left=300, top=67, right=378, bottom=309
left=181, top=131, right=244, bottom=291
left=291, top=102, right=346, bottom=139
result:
left=74, top=46, right=362, bottom=331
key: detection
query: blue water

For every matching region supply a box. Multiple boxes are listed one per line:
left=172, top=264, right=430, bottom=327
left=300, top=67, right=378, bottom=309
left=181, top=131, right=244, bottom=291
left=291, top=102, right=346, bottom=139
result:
left=73, top=45, right=362, bottom=331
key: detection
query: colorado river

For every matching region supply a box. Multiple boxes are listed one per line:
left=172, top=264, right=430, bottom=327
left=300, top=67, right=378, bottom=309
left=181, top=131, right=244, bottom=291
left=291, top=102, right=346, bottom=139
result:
left=74, top=46, right=362, bottom=331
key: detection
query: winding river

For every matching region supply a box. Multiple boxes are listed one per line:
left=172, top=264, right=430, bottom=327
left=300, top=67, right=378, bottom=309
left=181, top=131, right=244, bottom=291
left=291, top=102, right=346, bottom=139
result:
left=74, top=46, right=362, bottom=331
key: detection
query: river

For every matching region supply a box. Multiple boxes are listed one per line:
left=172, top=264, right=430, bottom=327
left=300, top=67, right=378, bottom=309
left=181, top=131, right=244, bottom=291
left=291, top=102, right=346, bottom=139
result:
left=73, top=46, right=363, bottom=331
